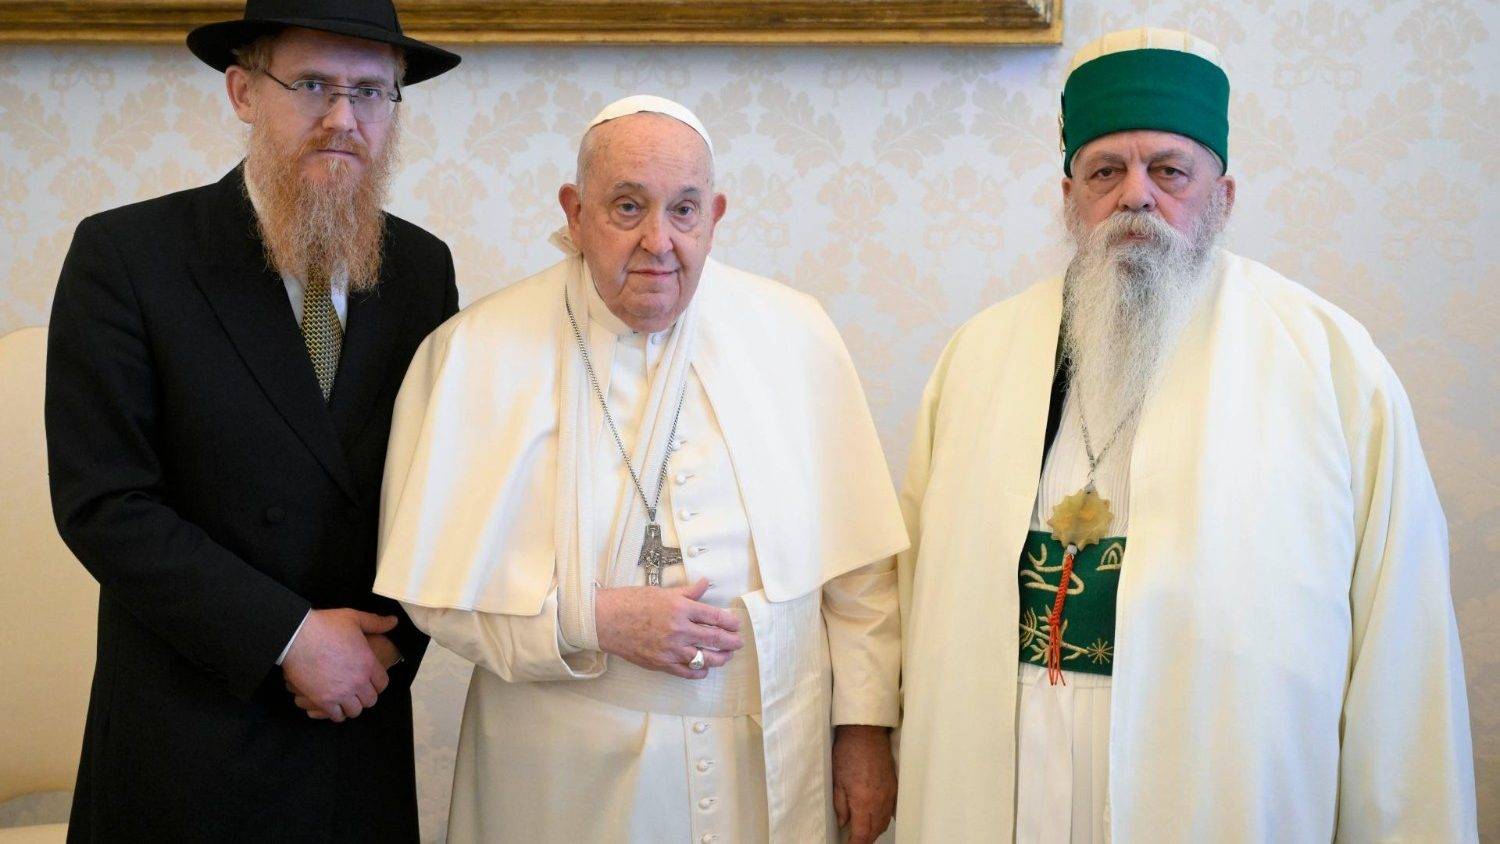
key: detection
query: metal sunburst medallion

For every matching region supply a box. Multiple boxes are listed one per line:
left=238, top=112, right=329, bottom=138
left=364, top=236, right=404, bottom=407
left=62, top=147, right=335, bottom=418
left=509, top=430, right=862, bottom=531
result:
left=1046, top=487, right=1113, bottom=549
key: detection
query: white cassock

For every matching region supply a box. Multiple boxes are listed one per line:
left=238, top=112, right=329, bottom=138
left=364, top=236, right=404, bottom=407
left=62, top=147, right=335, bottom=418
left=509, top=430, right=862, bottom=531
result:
left=895, top=252, right=1477, bottom=842
left=374, top=246, right=907, bottom=843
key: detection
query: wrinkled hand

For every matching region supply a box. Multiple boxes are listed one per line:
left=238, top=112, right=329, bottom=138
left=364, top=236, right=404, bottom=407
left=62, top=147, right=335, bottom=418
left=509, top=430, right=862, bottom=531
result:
left=833, top=724, right=897, bottom=844
left=280, top=609, right=395, bottom=723
left=594, top=578, right=742, bottom=679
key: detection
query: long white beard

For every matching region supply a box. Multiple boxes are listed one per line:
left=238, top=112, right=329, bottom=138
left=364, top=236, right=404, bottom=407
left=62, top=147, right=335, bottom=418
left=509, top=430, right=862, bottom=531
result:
left=1061, top=190, right=1228, bottom=436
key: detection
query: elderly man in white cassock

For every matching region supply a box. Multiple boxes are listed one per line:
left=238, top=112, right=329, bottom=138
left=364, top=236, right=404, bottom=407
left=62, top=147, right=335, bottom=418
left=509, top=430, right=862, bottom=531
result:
left=374, top=95, right=907, bottom=842
left=894, top=28, right=1477, bottom=843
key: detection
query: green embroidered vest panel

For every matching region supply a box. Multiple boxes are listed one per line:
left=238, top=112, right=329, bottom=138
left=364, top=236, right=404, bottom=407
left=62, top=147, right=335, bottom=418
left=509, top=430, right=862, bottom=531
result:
left=1017, top=530, right=1126, bottom=676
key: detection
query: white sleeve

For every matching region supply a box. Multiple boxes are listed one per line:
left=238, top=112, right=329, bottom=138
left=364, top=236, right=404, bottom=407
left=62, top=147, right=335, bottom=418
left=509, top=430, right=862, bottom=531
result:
left=403, top=588, right=605, bottom=683
left=1334, top=357, right=1476, bottom=842
left=823, top=556, right=900, bottom=727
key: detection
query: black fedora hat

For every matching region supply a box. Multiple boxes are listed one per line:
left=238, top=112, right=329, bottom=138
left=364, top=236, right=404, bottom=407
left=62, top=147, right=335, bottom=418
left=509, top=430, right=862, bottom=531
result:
left=187, top=0, right=461, bottom=86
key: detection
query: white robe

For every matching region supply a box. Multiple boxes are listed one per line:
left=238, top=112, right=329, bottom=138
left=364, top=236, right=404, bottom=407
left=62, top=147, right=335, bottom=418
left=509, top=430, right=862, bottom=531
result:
left=375, top=255, right=908, bottom=842
left=895, top=252, right=1476, bottom=842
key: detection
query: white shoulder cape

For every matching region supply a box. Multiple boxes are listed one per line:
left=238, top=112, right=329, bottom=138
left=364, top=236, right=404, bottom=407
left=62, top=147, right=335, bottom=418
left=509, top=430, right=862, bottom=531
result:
left=374, top=255, right=908, bottom=615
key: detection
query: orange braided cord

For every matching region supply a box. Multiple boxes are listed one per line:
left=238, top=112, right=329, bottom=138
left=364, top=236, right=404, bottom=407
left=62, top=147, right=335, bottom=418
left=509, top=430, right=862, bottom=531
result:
left=1046, top=545, right=1078, bottom=685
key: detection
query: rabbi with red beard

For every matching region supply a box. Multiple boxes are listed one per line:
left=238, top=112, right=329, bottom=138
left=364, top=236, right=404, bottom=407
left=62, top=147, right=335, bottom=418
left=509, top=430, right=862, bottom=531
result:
left=44, top=2, right=459, bottom=840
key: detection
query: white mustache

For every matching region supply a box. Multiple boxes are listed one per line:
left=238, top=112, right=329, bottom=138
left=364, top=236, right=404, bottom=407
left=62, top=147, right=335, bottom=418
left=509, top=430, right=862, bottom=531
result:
left=1093, top=211, right=1182, bottom=251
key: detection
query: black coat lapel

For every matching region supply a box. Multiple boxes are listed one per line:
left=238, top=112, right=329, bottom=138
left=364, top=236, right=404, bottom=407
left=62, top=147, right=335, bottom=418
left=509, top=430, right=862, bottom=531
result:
left=327, top=236, right=410, bottom=452
left=1042, top=340, right=1070, bottom=470
left=187, top=166, right=359, bottom=502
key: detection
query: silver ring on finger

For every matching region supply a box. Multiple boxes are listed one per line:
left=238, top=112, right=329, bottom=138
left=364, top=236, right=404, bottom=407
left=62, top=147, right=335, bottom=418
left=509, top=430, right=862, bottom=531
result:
left=688, top=648, right=706, bottom=671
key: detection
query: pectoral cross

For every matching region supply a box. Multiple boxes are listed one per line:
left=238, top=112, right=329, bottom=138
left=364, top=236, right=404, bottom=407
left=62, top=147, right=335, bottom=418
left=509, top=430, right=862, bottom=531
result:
left=638, top=522, right=683, bottom=587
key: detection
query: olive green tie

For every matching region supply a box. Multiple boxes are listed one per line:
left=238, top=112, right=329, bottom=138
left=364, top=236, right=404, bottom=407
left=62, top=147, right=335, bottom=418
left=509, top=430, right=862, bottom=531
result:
left=300, top=267, right=342, bottom=401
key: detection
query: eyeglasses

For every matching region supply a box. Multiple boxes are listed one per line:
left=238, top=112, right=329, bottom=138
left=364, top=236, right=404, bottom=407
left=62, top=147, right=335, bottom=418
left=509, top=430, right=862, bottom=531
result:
left=262, top=71, right=402, bottom=123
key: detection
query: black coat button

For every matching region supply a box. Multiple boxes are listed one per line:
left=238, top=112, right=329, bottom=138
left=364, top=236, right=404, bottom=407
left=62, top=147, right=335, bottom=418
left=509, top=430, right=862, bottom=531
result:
left=264, top=506, right=285, bottom=524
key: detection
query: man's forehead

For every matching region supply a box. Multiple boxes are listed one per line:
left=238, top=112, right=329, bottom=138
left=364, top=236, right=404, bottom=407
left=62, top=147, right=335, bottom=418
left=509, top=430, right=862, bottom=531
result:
left=607, top=180, right=703, bottom=194
left=585, top=116, right=713, bottom=186
left=594, top=169, right=709, bottom=199
left=1076, top=131, right=1204, bottom=164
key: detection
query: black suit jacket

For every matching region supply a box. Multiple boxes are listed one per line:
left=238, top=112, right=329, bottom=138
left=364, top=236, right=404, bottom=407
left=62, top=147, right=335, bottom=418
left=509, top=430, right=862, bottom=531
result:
left=45, top=166, right=459, bottom=842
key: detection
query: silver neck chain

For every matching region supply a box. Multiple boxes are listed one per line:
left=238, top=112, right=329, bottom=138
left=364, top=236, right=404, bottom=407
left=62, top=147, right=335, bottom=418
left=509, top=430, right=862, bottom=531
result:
left=1077, top=398, right=1136, bottom=493
left=565, top=289, right=687, bottom=525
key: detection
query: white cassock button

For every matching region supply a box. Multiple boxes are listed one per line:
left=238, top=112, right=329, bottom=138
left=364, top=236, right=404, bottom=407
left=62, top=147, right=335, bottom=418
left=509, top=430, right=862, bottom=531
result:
left=700, top=835, right=718, bottom=843
left=693, top=721, right=708, bottom=734
left=697, top=758, right=714, bottom=772
left=675, top=472, right=692, bottom=486
left=678, top=509, right=694, bottom=521
left=687, top=546, right=705, bottom=558
left=699, top=797, right=716, bottom=810
left=673, top=438, right=687, bottom=449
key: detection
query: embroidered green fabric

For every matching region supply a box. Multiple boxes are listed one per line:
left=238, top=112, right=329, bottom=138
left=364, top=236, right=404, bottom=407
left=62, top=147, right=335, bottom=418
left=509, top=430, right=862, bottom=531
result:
left=1017, top=530, right=1126, bottom=676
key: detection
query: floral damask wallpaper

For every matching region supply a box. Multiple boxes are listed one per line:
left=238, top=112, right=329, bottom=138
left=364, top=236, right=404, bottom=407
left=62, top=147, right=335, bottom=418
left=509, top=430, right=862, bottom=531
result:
left=1, top=0, right=1495, bottom=839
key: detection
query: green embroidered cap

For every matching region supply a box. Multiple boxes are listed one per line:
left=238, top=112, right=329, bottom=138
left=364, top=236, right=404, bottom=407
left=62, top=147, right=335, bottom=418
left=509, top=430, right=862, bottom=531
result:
left=1060, top=28, right=1230, bottom=177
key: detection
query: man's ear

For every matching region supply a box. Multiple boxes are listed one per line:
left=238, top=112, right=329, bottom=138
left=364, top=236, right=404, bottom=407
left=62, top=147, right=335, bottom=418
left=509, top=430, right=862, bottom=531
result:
left=711, top=192, right=727, bottom=225
left=558, top=183, right=584, bottom=242
left=1061, top=176, right=1073, bottom=202
left=225, top=66, right=256, bottom=125
left=1218, top=175, right=1236, bottom=217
